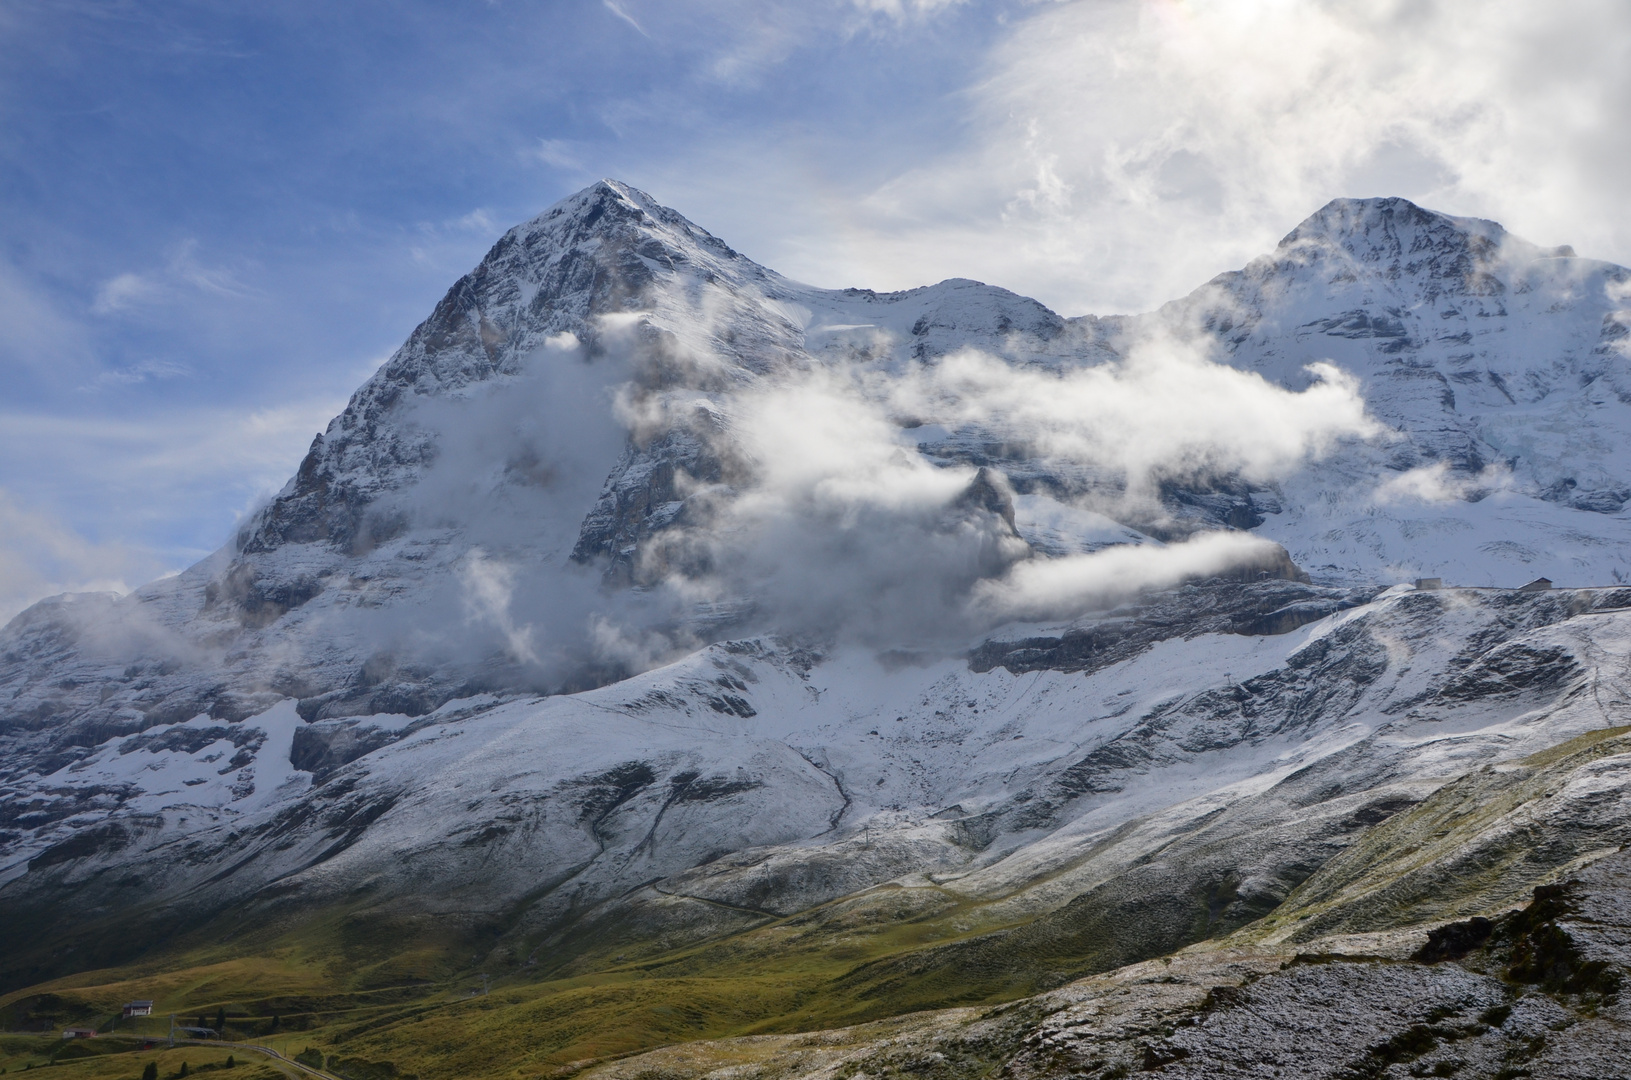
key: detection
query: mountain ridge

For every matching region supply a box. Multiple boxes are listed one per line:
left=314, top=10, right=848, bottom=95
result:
left=3, top=182, right=1631, bottom=1079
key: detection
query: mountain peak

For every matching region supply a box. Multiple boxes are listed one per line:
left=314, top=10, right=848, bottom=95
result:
left=504, top=179, right=743, bottom=265
left=1259, top=196, right=1531, bottom=301
left=238, top=180, right=774, bottom=555
left=1278, top=196, right=1508, bottom=256
left=514, top=179, right=660, bottom=235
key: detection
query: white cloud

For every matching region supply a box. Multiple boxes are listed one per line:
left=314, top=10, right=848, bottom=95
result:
left=974, top=530, right=1284, bottom=623
left=92, top=271, right=164, bottom=315
left=531, top=139, right=584, bottom=171
left=0, top=489, right=166, bottom=623
left=1373, top=461, right=1514, bottom=505
left=92, top=240, right=251, bottom=316
left=604, top=0, right=649, bottom=37
left=460, top=549, right=539, bottom=665
left=884, top=340, right=1378, bottom=507
left=666, top=368, right=1027, bottom=643
left=631, top=326, right=1375, bottom=645
left=451, top=208, right=497, bottom=233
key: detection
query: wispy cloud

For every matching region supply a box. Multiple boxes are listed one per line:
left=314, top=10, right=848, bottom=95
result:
left=92, top=240, right=252, bottom=316
left=80, top=358, right=191, bottom=390
left=531, top=138, right=584, bottom=171
left=850, top=0, right=968, bottom=24
left=1373, top=461, right=1515, bottom=505
left=973, top=530, right=1283, bottom=623
left=603, top=0, right=649, bottom=37
left=460, top=549, right=539, bottom=665
left=92, top=271, right=164, bottom=315
left=450, top=208, right=497, bottom=233
left=0, top=395, right=345, bottom=577
left=0, top=488, right=168, bottom=623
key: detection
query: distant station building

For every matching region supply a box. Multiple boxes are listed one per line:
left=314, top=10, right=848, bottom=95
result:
left=62, top=1026, right=97, bottom=1039
left=1518, top=577, right=1554, bottom=592
left=123, top=1000, right=154, bottom=1017
left=1414, top=578, right=1443, bottom=590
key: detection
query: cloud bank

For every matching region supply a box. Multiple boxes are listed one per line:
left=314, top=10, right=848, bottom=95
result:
left=883, top=343, right=1377, bottom=502
left=309, top=312, right=1377, bottom=689
left=613, top=329, right=1376, bottom=649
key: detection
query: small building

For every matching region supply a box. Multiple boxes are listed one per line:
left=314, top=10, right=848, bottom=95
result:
left=62, top=1026, right=97, bottom=1039
left=1518, top=577, right=1554, bottom=592
left=123, top=1000, right=155, bottom=1017
left=1414, top=578, right=1443, bottom=590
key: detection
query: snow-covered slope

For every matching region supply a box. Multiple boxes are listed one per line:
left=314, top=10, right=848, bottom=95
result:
left=1136, top=197, right=1631, bottom=585
left=6, top=581, right=1630, bottom=1001
left=3, top=184, right=1631, bottom=1013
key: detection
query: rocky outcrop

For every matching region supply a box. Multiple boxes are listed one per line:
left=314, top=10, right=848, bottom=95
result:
left=969, top=577, right=1366, bottom=676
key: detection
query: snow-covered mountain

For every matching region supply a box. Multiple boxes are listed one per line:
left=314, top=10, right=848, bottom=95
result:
left=2, top=184, right=1630, bottom=1069
left=1159, top=197, right=1631, bottom=585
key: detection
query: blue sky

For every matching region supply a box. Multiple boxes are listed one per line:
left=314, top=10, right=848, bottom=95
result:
left=2, top=0, right=1629, bottom=617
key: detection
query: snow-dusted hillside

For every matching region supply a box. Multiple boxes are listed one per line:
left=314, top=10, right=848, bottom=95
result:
left=9, top=581, right=1631, bottom=977
left=1139, top=197, right=1631, bottom=585
left=3, top=182, right=1631, bottom=1014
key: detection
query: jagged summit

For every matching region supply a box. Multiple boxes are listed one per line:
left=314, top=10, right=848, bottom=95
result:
left=1281, top=195, right=1506, bottom=249
left=1271, top=196, right=1511, bottom=297
left=1139, top=193, right=1631, bottom=581
left=242, top=180, right=784, bottom=555
left=510, top=179, right=747, bottom=265
left=1271, top=196, right=1587, bottom=299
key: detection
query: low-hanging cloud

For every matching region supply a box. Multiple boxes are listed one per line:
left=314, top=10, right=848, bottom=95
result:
left=973, top=530, right=1286, bottom=624
left=459, top=550, right=540, bottom=666
left=26, top=292, right=1383, bottom=705
left=883, top=337, right=1378, bottom=505
left=1372, top=461, right=1515, bottom=506
left=679, top=368, right=1027, bottom=643
left=624, top=328, right=1376, bottom=647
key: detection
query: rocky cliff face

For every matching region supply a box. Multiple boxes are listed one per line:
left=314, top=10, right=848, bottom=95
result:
left=3, top=183, right=1631, bottom=1070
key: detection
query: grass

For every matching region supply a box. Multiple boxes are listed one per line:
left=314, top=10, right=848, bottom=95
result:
left=1231, top=725, right=1631, bottom=945
left=0, top=873, right=1144, bottom=1080
left=0, top=1036, right=281, bottom=1080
